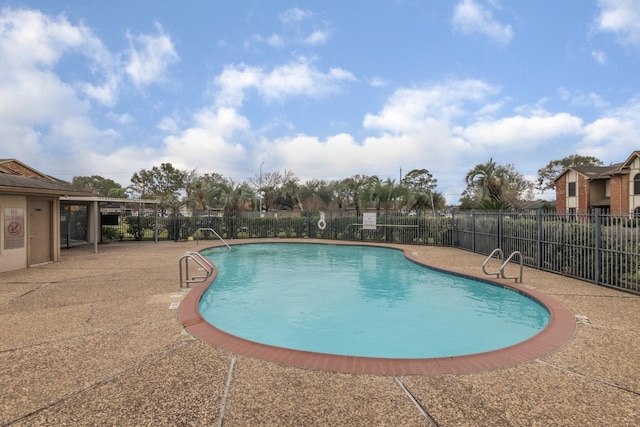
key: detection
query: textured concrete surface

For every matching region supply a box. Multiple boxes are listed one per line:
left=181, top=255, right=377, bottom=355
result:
left=1, top=240, right=639, bottom=426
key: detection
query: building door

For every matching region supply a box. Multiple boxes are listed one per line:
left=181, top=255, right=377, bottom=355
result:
left=28, top=198, right=52, bottom=265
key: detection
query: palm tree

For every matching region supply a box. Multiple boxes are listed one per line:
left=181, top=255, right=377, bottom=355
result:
left=363, top=177, right=405, bottom=215
left=210, top=180, right=254, bottom=214
left=185, top=177, right=211, bottom=214
left=341, top=174, right=371, bottom=216
left=210, top=179, right=255, bottom=238
left=405, top=186, right=433, bottom=216
left=281, top=170, right=304, bottom=212
left=464, top=158, right=509, bottom=207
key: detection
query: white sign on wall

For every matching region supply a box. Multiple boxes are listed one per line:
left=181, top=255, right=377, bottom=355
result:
left=362, top=212, right=377, bottom=230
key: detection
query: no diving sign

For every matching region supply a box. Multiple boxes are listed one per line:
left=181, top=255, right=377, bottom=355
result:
left=8, top=221, right=22, bottom=236
left=4, top=207, right=25, bottom=250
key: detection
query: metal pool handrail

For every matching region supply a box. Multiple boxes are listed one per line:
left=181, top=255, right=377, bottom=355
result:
left=179, top=251, right=215, bottom=288
left=482, top=248, right=523, bottom=283
left=196, top=227, right=231, bottom=250
left=500, top=251, right=523, bottom=283
left=482, top=248, right=504, bottom=277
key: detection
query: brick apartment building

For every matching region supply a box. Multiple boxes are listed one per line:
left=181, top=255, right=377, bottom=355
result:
left=555, top=150, right=640, bottom=216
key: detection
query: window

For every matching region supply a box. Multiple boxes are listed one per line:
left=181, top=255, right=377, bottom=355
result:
left=568, top=182, right=576, bottom=197
left=634, top=173, right=640, bottom=195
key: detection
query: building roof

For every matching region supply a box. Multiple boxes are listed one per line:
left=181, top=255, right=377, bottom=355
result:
left=619, top=150, right=640, bottom=170
left=554, top=163, right=623, bottom=182
left=0, top=159, right=94, bottom=197
left=0, top=173, right=92, bottom=196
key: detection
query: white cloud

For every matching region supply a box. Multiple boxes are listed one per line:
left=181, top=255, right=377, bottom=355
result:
left=278, top=8, right=312, bottom=25
left=214, top=63, right=262, bottom=107
left=367, top=77, right=390, bottom=88
left=304, top=29, right=331, bottom=46
left=580, top=98, right=640, bottom=160
left=251, top=7, right=331, bottom=49
left=475, top=101, right=506, bottom=117
left=455, top=112, right=584, bottom=147
left=267, top=33, right=285, bottom=47
left=79, top=74, right=121, bottom=106
left=124, top=22, right=179, bottom=89
left=157, top=116, right=178, bottom=133
left=591, top=49, right=607, bottom=65
left=0, top=7, right=119, bottom=106
left=558, top=87, right=609, bottom=109
left=161, top=107, right=250, bottom=177
left=0, top=8, right=85, bottom=70
left=452, top=0, right=513, bottom=45
left=596, top=0, right=640, bottom=46
left=363, top=79, right=499, bottom=133
left=214, top=59, right=355, bottom=107
left=0, top=6, right=184, bottom=178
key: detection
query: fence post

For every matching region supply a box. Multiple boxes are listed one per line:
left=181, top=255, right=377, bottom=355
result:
left=536, top=209, right=543, bottom=270
left=498, top=209, right=504, bottom=250
left=471, top=210, right=476, bottom=252
left=594, top=208, right=602, bottom=285
left=451, top=210, right=456, bottom=247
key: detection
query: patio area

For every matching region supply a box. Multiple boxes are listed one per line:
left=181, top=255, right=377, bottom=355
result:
left=1, top=240, right=639, bottom=426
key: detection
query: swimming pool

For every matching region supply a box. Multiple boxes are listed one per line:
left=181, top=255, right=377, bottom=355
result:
left=197, top=243, right=549, bottom=359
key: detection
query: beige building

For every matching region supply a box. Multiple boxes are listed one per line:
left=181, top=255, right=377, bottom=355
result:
left=0, top=159, right=94, bottom=273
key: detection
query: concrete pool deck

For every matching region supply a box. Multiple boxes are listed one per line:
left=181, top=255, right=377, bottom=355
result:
left=1, top=240, right=639, bottom=426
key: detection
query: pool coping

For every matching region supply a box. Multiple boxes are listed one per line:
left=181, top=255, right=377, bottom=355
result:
left=178, top=242, right=577, bottom=376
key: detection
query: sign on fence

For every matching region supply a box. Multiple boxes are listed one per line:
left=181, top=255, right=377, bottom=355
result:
left=363, top=212, right=377, bottom=230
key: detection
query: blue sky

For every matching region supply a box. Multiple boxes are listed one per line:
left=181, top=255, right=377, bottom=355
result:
left=1, top=0, right=639, bottom=203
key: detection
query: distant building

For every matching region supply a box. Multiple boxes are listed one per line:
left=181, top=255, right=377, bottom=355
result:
left=554, top=151, right=640, bottom=216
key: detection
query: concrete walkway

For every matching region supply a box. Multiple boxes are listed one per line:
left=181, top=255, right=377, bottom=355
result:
left=1, top=240, right=638, bottom=426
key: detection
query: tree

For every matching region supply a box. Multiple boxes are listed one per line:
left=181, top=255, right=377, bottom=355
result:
left=340, top=174, right=371, bottom=216
left=501, top=164, right=535, bottom=209
left=249, top=170, right=283, bottom=212
left=210, top=179, right=255, bottom=238
left=71, top=176, right=124, bottom=197
left=463, top=159, right=535, bottom=209
left=299, top=179, right=333, bottom=211
left=107, top=186, right=127, bottom=198
left=130, top=163, right=190, bottom=212
left=330, top=179, right=350, bottom=213
left=536, top=155, right=603, bottom=192
left=402, top=168, right=439, bottom=216
left=185, top=173, right=226, bottom=213
left=210, top=179, right=255, bottom=215
left=362, top=177, right=406, bottom=215
left=464, top=158, right=509, bottom=206
left=281, top=170, right=304, bottom=212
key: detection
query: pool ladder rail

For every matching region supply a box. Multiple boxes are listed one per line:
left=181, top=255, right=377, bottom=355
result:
left=195, top=227, right=231, bottom=249
left=179, top=251, right=215, bottom=288
left=482, top=248, right=523, bottom=283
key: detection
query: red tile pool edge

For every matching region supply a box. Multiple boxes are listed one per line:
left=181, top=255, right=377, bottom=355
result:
left=178, top=244, right=577, bottom=376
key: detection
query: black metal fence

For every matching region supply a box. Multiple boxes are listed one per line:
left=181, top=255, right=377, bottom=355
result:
left=101, top=212, right=454, bottom=246
left=452, top=209, right=640, bottom=294
left=101, top=209, right=640, bottom=295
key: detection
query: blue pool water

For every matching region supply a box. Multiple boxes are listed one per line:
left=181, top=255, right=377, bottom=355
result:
left=198, top=243, right=549, bottom=359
